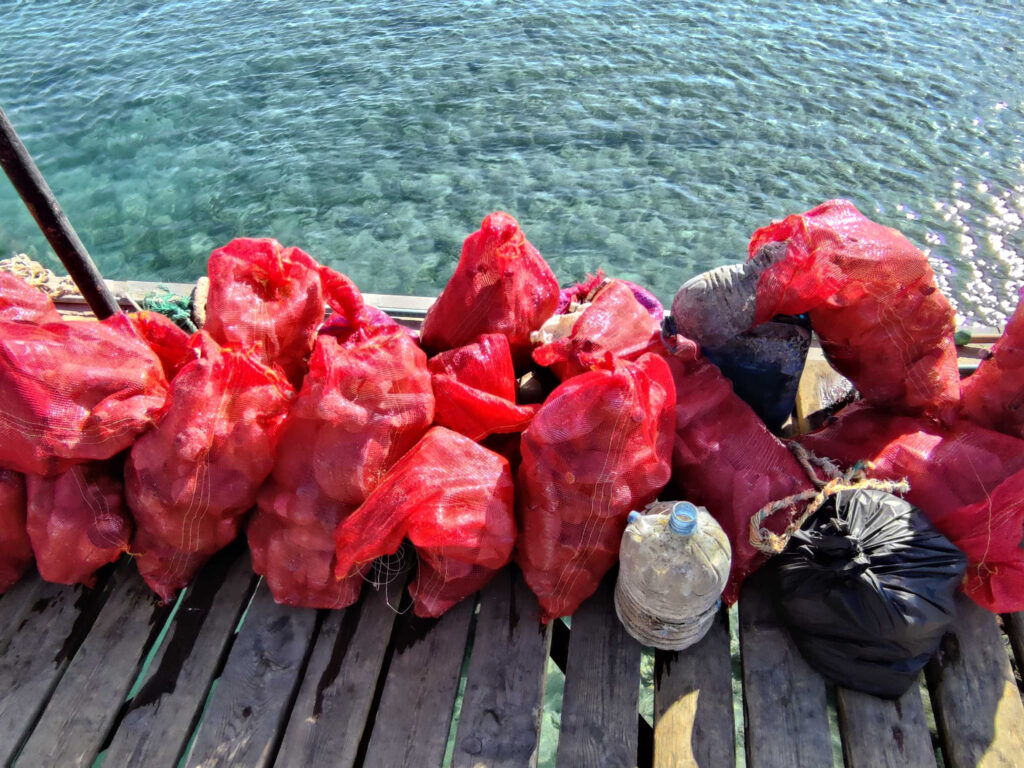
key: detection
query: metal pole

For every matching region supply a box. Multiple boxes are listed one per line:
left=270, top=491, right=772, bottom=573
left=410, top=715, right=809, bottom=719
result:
left=0, top=104, right=121, bottom=319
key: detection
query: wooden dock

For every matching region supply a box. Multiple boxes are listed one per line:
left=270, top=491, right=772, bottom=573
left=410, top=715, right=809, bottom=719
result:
left=0, top=284, right=1019, bottom=767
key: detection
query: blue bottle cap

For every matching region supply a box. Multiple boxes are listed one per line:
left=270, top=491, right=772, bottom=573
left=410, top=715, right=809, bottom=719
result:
left=627, top=511, right=641, bottom=524
left=669, top=502, right=698, bottom=536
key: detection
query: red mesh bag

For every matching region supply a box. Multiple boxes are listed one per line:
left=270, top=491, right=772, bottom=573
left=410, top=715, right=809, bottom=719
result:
left=420, top=212, right=560, bottom=370
left=532, top=276, right=664, bottom=380
left=335, top=427, right=515, bottom=618
left=516, top=352, right=675, bottom=621
left=748, top=200, right=959, bottom=420
left=0, top=313, right=169, bottom=476
left=800, top=401, right=1024, bottom=612
left=665, top=334, right=814, bottom=602
left=0, top=271, right=62, bottom=323
left=126, top=331, right=295, bottom=600
left=204, top=237, right=325, bottom=387
left=128, top=311, right=192, bottom=381
left=0, top=469, right=32, bottom=593
left=428, top=334, right=538, bottom=441
left=26, top=459, right=131, bottom=586
left=960, top=288, right=1024, bottom=438
left=249, top=270, right=434, bottom=608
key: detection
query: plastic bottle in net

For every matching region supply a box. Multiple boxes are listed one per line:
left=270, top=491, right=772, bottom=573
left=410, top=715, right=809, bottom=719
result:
left=0, top=469, right=32, bottom=594
left=0, top=312, right=170, bottom=476
left=26, top=458, right=131, bottom=586
left=615, top=501, right=731, bottom=650
left=334, top=427, right=516, bottom=619
left=961, top=287, right=1024, bottom=439
left=126, top=331, right=296, bottom=601
left=249, top=271, right=434, bottom=609
left=419, top=211, right=560, bottom=370
left=800, top=401, right=1024, bottom=612
left=531, top=276, right=665, bottom=381
left=204, top=237, right=326, bottom=388
left=748, top=199, right=960, bottom=421
left=516, top=352, right=675, bottom=621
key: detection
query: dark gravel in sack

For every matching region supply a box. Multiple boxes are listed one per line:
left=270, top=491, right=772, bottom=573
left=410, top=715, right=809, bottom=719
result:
left=772, top=487, right=967, bottom=699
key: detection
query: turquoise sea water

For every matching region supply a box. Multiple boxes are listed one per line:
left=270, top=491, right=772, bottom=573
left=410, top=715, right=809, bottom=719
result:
left=1, top=0, right=1023, bottom=325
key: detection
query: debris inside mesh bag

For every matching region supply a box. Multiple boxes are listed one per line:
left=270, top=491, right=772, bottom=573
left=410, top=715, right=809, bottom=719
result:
left=334, top=427, right=515, bottom=618
left=249, top=268, right=434, bottom=609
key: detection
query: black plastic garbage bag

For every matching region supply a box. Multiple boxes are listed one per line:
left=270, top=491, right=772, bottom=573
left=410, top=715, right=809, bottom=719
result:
left=772, top=488, right=967, bottom=698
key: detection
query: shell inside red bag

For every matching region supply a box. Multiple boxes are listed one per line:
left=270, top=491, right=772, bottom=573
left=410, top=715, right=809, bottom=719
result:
left=203, top=237, right=325, bottom=388
left=249, top=269, right=434, bottom=608
left=800, top=401, right=1024, bottom=612
left=0, top=312, right=170, bottom=476
left=0, top=469, right=32, bottom=594
left=960, top=287, right=1024, bottom=439
left=664, top=334, right=814, bottom=604
left=26, top=458, right=131, bottom=587
left=532, top=277, right=664, bottom=381
left=516, top=352, right=675, bottom=622
left=126, top=331, right=296, bottom=601
left=419, top=212, right=560, bottom=371
left=128, top=310, right=193, bottom=381
left=748, top=199, right=960, bottom=420
left=334, top=427, right=516, bottom=619
left=428, top=334, right=539, bottom=442
left=0, top=271, right=62, bottom=324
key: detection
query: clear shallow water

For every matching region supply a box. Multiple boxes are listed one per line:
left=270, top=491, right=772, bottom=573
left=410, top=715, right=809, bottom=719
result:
left=1, top=0, right=1023, bottom=325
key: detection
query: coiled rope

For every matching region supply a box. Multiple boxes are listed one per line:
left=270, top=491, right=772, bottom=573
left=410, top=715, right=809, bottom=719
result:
left=749, top=441, right=910, bottom=555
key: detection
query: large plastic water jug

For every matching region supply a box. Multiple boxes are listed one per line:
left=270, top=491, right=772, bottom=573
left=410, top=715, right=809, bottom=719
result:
left=614, top=500, right=732, bottom=650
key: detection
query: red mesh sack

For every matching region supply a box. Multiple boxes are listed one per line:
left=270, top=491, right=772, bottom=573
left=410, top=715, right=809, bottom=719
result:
left=128, top=311, right=192, bottom=381
left=420, top=212, right=560, bottom=370
left=665, top=334, right=814, bottom=603
left=516, top=352, right=675, bottom=621
left=335, top=427, right=515, bottom=618
left=126, top=331, right=295, bottom=600
left=0, top=469, right=32, bottom=593
left=26, top=459, right=131, bottom=586
left=0, top=313, right=169, bottom=476
left=960, top=288, right=1024, bottom=438
left=748, top=200, right=959, bottom=420
left=428, top=334, right=538, bottom=441
left=204, top=237, right=325, bottom=387
left=0, top=271, right=62, bottom=323
left=249, top=270, right=434, bottom=608
left=800, top=401, right=1024, bottom=612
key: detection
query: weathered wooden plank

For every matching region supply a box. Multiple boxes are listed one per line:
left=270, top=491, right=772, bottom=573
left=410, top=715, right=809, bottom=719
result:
left=653, top=607, right=735, bottom=768
left=926, top=594, right=1024, bottom=768
left=556, top=572, right=642, bottom=768
left=16, top=563, right=169, bottom=768
left=739, top=572, right=833, bottom=768
left=102, top=549, right=256, bottom=767
left=0, top=570, right=115, bottom=765
left=183, top=581, right=318, bottom=768
left=452, top=568, right=551, bottom=768
left=276, top=583, right=401, bottom=768
left=836, top=683, right=936, bottom=768
left=360, top=596, right=475, bottom=768
left=0, top=570, right=44, bottom=653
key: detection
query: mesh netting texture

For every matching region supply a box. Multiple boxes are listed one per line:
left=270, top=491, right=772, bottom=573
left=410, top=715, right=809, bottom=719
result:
left=961, top=287, right=1024, bottom=439
left=516, top=353, right=675, bottom=621
left=126, top=331, right=296, bottom=601
left=419, top=211, right=560, bottom=370
left=748, top=199, right=960, bottom=421
left=334, top=427, right=516, bottom=619
left=249, top=270, right=434, bottom=609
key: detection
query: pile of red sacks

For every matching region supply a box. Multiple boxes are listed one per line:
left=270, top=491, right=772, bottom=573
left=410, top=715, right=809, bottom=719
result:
left=1, top=200, right=1022, bottom=621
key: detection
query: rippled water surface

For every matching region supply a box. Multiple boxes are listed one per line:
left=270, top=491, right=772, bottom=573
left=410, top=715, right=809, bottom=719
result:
left=2, top=0, right=1023, bottom=324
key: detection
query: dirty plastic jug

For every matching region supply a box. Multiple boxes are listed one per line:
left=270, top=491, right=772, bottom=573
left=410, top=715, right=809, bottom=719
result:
left=614, top=501, right=732, bottom=650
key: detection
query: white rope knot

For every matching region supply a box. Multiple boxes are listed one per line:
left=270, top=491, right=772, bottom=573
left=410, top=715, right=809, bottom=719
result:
left=748, top=442, right=910, bottom=555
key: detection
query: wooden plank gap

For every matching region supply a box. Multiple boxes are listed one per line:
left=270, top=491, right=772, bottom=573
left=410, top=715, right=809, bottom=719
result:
left=835, top=678, right=937, bottom=768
